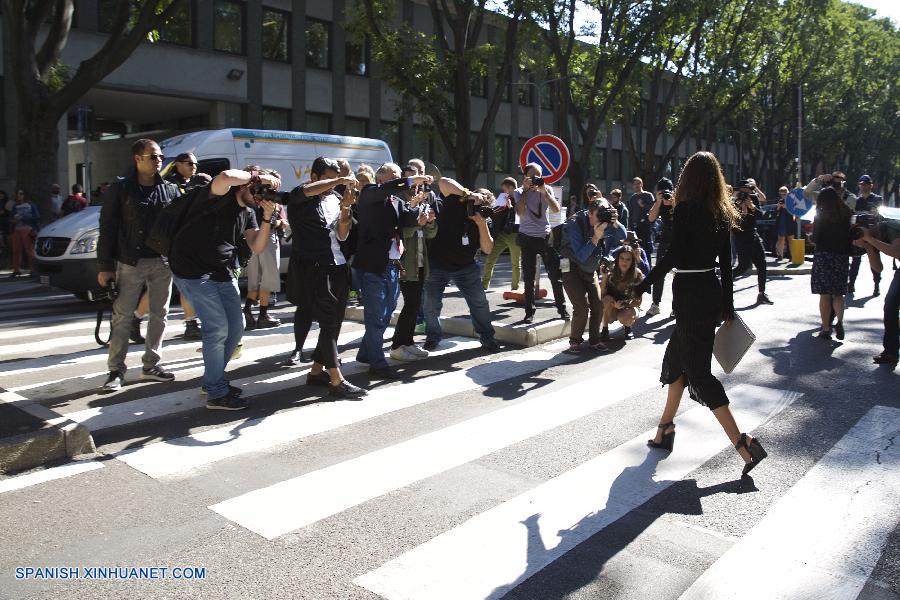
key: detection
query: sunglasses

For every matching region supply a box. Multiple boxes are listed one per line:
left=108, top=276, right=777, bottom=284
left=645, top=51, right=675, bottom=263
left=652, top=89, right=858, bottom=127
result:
left=141, top=153, right=165, bottom=161
left=179, top=161, right=198, bottom=167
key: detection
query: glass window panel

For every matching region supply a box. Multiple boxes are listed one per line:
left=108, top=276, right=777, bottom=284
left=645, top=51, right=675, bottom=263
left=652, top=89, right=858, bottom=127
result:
left=380, top=121, right=400, bottom=159
left=306, top=112, right=331, bottom=134
left=494, top=135, right=510, bottom=173
left=413, top=126, right=431, bottom=163
left=610, top=149, right=623, bottom=180
left=214, top=0, right=244, bottom=54
left=262, top=107, right=290, bottom=131
left=262, top=8, right=289, bottom=62
left=306, top=19, right=331, bottom=69
left=345, top=118, right=368, bottom=138
left=346, top=38, right=368, bottom=76
left=589, top=147, right=606, bottom=179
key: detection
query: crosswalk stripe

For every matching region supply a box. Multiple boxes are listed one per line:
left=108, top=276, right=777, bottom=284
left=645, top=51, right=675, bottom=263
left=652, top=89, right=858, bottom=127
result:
left=0, top=318, right=116, bottom=341
left=0, top=293, right=75, bottom=306
left=678, top=405, right=900, bottom=600
left=64, top=327, right=373, bottom=431
left=209, top=364, right=661, bottom=540
left=0, top=335, right=114, bottom=358
left=116, top=341, right=572, bottom=479
left=0, top=460, right=104, bottom=494
left=354, top=384, right=801, bottom=600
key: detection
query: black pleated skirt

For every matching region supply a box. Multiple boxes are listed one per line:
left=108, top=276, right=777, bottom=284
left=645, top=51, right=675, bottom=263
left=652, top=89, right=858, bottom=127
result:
left=660, top=271, right=730, bottom=410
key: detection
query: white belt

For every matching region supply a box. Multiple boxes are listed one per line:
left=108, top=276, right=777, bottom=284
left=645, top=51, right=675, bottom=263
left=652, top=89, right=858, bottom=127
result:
left=674, top=268, right=714, bottom=274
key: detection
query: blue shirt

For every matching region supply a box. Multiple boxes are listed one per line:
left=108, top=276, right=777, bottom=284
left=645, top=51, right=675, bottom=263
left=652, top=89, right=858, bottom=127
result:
left=562, top=211, right=606, bottom=272
left=603, top=221, right=627, bottom=248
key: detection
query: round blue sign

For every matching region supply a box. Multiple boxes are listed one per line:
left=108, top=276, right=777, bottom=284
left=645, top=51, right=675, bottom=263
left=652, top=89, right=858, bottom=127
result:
left=785, top=187, right=813, bottom=217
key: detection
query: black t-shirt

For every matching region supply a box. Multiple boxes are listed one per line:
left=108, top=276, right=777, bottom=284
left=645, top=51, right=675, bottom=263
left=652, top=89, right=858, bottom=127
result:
left=658, top=203, right=674, bottom=242
left=429, top=194, right=480, bottom=271
left=170, top=189, right=258, bottom=281
left=286, top=187, right=340, bottom=264
left=138, top=184, right=166, bottom=258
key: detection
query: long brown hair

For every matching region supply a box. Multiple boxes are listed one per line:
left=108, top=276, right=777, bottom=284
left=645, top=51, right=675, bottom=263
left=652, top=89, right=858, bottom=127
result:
left=816, top=186, right=852, bottom=225
left=674, top=151, right=739, bottom=230
left=609, top=247, right=642, bottom=289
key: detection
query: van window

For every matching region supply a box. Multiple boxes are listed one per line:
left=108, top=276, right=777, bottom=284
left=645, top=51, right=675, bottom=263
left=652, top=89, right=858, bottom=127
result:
left=198, top=158, right=230, bottom=178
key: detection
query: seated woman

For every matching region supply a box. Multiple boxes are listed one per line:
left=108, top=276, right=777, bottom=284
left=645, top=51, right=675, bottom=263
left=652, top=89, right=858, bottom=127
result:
left=600, top=246, right=644, bottom=340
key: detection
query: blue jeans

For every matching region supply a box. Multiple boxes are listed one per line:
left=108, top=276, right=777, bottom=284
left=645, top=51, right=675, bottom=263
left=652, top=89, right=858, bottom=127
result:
left=357, top=266, right=400, bottom=369
left=424, top=262, right=495, bottom=344
left=174, top=276, right=243, bottom=398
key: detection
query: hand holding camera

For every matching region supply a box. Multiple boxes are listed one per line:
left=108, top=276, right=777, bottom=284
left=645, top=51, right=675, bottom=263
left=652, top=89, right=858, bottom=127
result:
left=412, top=175, right=434, bottom=186
left=97, top=271, right=116, bottom=288
left=526, top=176, right=545, bottom=190
left=259, top=199, right=277, bottom=222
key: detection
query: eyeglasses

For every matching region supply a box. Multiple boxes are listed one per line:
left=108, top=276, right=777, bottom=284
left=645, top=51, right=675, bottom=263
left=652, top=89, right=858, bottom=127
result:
left=179, top=161, right=198, bottom=167
left=141, top=153, right=165, bottom=161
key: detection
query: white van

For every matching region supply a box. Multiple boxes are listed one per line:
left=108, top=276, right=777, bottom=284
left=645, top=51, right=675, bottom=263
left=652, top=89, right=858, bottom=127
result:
left=34, top=128, right=393, bottom=299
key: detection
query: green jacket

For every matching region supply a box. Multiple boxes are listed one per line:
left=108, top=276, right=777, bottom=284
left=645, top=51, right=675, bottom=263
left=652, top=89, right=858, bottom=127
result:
left=400, top=220, right=437, bottom=281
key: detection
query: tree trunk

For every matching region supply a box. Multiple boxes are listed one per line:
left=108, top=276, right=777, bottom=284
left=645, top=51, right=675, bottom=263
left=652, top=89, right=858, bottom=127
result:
left=15, top=97, right=63, bottom=225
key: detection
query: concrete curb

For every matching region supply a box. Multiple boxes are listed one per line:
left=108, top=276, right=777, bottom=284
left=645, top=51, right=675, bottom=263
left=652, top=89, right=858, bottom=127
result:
left=0, top=389, right=96, bottom=474
left=344, top=305, right=571, bottom=347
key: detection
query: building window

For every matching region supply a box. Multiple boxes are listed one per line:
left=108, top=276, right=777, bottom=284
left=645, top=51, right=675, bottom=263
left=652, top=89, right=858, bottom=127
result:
left=518, top=77, right=533, bottom=106
left=470, top=76, right=488, bottom=98
left=346, top=38, right=368, bottom=76
left=380, top=121, right=400, bottom=158
left=610, top=149, right=622, bottom=181
left=262, top=8, right=289, bottom=62
left=494, top=135, right=510, bottom=173
left=306, top=18, right=331, bottom=69
left=433, top=137, right=452, bottom=170
left=262, top=107, right=290, bottom=131
left=345, top=117, right=368, bottom=138
left=470, top=134, right=487, bottom=172
left=306, top=112, right=331, bottom=134
left=102, top=0, right=195, bottom=45
left=413, top=126, right=431, bottom=163
left=540, top=83, right=554, bottom=110
left=214, top=0, right=245, bottom=54
left=590, top=147, right=606, bottom=179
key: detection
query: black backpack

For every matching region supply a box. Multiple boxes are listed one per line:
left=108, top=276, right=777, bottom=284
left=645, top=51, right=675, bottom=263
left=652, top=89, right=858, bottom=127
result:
left=145, top=184, right=210, bottom=257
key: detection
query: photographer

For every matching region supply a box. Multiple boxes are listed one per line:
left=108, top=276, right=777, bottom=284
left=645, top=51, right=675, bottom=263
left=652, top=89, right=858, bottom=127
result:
left=646, top=178, right=676, bottom=316
left=627, top=177, right=655, bottom=266
left=282, top=157, right=365, bottom=398
left=560, top=202, right=612, bottom=352
left=97, top=139, right=181, bottom=392
left=849, top=175, right=884, bottom=296
left=602, top=198, right=628, bottom=249
left=168, top=166, right=282, bottom=409
left=600, top=244, right=644, bottom=341
left=810, top=186, right=853, bottom=340
left=733, top=179, right=773, bottom=305
left=481, top=177, right=522, bottom=292
left=804, top=171, right=856, bottom=210
left=774, top=186, right=795, bottom=262
left=515, top=163, right=568, bottom=323
left=423, top=180, right=500, bottom=352
left=857, top=223, right=900, bottom=365
left=354, top=163, right=433, bottom=379
left=608, top=188, right=629, bottom=230
left=390, top=165, right=438, bottom=361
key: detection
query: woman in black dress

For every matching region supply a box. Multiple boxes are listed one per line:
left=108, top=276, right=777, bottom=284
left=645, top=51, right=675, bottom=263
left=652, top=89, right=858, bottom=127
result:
left=810, top=186, right=853, bottom=339
left=633, top=151, right=767, bottom=477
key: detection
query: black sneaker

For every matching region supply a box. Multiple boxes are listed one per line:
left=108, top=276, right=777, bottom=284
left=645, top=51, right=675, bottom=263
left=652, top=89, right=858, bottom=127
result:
left=481, top=339, right=502, bottom=353
left=600, top=328, right=609, bottom=342
left=423, top=340, right=439, bottom=351
left=558, top=310, right=571, bottom=321
left=201, top=383, right=243, bottom=396
left=307, top=372, right=330, bottom=386
left=255, top=315, right=282, bottom=329
left=523, top=311, right=535, bottom=324
left=621, top=326, right=634, bottom=340
left=206, top=392, right=249, bottom=411
left=329, top=380, right=367, bottom=399
left=834, top=321, right=845, bottom=340
left=140, top=366, right=175, bottom=382
left=101, top=370, right=125, bottom=392
left=757, top=292, right=774, bottom=305
left=183, top=319, right=201, bottom=340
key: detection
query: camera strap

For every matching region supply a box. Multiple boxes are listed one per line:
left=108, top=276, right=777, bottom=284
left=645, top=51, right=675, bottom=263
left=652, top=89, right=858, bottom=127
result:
left=94, top=304, right=112, bottom=347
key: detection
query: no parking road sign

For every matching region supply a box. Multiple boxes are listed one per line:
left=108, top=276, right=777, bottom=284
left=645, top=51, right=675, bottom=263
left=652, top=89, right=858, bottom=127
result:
left=519, top=135, right=570, bottom=185
left=785, top=187, right=813, bottom=217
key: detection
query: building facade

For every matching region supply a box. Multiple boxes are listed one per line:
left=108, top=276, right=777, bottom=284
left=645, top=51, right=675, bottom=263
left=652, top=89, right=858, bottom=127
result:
left=0, top=0, right=738, bottom=200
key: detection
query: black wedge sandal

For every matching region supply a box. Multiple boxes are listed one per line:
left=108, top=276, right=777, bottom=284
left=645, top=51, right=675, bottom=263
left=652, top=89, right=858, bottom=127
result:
left=735, top=433, right=768, bottom=476
left=647, top=422, right=675, bottom=452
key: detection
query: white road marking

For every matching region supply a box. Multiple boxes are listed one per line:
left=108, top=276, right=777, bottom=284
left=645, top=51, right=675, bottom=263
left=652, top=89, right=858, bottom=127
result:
left=65, top=327, right=378, bottom=431
left=210, top=364, right=661, bottom=539
left=354, top=384, right=801, bottom=600
left=679, top=405, right=900, bottom=600
left=117, top=341, right=572, bottom=479
left=0, top=293, right=75, bottom=306
left=0, top=460, right=104, bottom=494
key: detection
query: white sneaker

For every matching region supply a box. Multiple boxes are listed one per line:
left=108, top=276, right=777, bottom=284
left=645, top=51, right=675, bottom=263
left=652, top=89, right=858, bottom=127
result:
left=405, top=344, right=429, bottom=358
left=646, top=303, right=660, bottom=316
left=390, top=346, right=418, bottom=361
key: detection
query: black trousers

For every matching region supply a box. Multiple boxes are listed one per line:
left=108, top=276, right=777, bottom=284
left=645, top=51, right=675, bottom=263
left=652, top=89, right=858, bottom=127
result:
left=518, top=233, right=566, bottom=314
left=292, top=260, right=350, bottom=369
left=736, top=234, right=767, bottom=293
left=393, top=269, right=424, bottom=348
left=637, top=223, right=655, bottom=268
left=652, top=240, right=672, bottom=304
left=662, top=272, right=729, bottom=410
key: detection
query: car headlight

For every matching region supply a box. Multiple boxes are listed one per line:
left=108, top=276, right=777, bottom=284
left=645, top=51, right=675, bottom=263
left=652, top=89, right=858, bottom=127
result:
left=70, top=229, right=99, bottom=255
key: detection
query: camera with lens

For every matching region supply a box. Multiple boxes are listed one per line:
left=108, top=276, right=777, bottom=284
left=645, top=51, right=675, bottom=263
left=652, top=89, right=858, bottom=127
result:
left=249, top=183, right=282, bottom=203
left=466, top=200, right=494, bottom=219
left=596, top=205, right=614, bottom=224
left=89, top=279, right=118, bottom=303
left=850, top=212, right=879, bottom=241
left=661, top=190, right=673, bottom=201
left=530, top=175, right=545, bottom=187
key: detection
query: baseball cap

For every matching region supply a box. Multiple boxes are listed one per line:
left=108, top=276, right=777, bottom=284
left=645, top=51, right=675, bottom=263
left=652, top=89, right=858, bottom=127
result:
left=858, top=174, right=873, bottom=184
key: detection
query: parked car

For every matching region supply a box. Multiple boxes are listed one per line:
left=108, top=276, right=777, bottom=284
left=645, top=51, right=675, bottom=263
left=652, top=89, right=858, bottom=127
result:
left=34, top=128, right=393, bottom=299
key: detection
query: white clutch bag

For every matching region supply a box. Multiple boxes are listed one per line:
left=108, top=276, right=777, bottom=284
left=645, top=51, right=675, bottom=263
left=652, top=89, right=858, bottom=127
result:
left=713, top=313, right=756, bottom=374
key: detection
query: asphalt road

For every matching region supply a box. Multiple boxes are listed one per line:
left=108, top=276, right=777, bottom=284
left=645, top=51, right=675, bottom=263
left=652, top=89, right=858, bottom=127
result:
left=0, top=259, right=897, bottom=600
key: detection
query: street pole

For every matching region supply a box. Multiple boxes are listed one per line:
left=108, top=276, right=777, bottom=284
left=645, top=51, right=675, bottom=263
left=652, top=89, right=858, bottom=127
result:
left=796, top=85, right=803, bottom=239
left=78, top=106, right=93, bottom=202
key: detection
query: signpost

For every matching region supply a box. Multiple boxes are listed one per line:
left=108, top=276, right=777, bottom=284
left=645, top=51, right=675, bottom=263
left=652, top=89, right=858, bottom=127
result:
left=785, top=187, right=811, bottom=265
left=518, top=135, right=570, bottom=185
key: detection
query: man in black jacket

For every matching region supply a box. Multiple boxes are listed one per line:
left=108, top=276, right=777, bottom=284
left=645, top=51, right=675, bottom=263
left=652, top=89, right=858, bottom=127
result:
left=96, top=139, right=181, bottom=392
left=354, top=162, right=432, bottom=378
